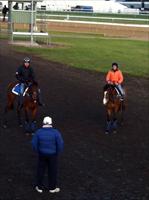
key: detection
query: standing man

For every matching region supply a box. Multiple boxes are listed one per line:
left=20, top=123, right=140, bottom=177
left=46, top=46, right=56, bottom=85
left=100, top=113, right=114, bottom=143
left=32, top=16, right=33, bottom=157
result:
left=2, top=5, right=9, bottom=22
left=32, top=116, right=64, bottom=193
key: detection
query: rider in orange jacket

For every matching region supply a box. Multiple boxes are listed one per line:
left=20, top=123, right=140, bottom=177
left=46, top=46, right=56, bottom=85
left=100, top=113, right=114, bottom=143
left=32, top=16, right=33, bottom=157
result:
left=103, top=63, right=125, bottom=102
left=106, top=64, right=123, bottom=85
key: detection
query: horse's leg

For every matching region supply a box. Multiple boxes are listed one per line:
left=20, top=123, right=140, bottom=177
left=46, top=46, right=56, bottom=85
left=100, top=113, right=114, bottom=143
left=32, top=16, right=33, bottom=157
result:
left=3, top=94, right=15, bottom=128
left=24, top=107, right=31, bottom=135
left=105, top=109, right=113, bottom=134
left=113, top=101, right=124, bottom=132
left=24, top=106, right=29, bottom=123
left=112, top=105, right=120, bottom=133
left=24, top=106, right=37, bottom=135
left=30, top=108, right=37, bottom=134
left=17, top=105, right=23, bottom=127
left=119, top=101, right=125, bottom=126
left=3, top=106, right=9, bottom=128
left=113, top=115, right=118, bottom=133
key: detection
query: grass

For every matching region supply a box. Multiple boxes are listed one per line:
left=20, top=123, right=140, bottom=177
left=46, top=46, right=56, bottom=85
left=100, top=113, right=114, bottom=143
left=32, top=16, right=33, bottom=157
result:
left=10, top=32, right=149, bottom=77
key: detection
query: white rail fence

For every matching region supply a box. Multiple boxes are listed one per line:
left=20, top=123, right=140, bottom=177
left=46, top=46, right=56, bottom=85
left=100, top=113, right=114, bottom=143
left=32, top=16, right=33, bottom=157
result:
left=36, top=13, right=149, bottom=22
left=36, top=14, right=149, bottom=28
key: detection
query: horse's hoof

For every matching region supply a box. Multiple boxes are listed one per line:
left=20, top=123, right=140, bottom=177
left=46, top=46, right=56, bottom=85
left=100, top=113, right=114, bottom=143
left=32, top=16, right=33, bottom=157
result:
left=113, top=130, right=117, bottom=134
left=105, top=131, right=109, bottom=134
left=19, top=124, right=23, bottom=128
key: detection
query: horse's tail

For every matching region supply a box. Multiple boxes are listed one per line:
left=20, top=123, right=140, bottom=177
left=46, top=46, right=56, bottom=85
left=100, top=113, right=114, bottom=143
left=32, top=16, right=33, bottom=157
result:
left=7, top=82, right=17, bottom=92
left=5, top=82, right=17, bottom=110
left=5, top=102, right=14, bottom=110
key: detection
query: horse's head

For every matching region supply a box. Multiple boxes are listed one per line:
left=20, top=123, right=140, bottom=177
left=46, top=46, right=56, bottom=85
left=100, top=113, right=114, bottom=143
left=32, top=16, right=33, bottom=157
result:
left=103, top=85, right=118, bottom=105
left=107, top=85, right=117, bottom=99
left=27, top=82, right=39, bottom=104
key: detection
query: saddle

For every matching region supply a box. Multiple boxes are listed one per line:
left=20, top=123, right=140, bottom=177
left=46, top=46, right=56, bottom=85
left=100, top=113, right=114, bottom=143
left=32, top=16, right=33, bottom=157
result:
left=12, top=84, right=29, bottom=96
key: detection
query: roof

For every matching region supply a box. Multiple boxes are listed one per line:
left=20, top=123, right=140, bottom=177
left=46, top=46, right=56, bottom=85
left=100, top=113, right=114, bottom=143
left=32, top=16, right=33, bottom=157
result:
left=2, top=0, right=43, bottom=2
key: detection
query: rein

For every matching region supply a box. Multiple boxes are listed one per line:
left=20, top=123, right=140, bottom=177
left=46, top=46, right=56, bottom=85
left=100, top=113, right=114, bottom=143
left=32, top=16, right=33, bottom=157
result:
left=25, top=85, right=38, bottom=104
left=107, top=86, right=119, bottom=103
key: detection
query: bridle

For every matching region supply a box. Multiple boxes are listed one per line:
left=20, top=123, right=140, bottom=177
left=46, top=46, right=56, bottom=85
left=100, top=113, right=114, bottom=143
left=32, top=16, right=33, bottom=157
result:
left=26, top=84, right=38, bottom=104
left=107, top=86, right=119, bottom=103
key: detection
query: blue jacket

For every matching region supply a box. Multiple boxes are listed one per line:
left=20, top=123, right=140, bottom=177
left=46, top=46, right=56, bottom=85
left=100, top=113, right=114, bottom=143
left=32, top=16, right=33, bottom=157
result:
left=32, top=127, right=64, bottom=155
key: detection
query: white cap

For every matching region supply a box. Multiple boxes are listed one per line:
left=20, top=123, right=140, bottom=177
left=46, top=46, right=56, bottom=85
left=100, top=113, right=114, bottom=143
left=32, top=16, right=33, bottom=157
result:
left=43, top=116, right=52, bottom=125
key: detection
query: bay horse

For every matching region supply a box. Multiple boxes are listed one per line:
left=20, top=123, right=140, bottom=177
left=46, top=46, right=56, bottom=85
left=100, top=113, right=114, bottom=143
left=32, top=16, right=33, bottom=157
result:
left=103, top=84, right=125, bottom=134
left=3, top=81, right=39, bottom=134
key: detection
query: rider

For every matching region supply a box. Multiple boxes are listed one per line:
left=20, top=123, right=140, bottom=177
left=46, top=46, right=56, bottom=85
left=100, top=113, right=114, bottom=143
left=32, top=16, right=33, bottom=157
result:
left=103, top=62, right=125, bottom=103
left=16, top=57, right=42, bottom=108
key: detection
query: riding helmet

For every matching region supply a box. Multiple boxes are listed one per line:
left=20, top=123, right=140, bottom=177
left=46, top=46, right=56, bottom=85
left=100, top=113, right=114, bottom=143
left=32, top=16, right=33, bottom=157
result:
left=23, top=57, right=30, bottom=63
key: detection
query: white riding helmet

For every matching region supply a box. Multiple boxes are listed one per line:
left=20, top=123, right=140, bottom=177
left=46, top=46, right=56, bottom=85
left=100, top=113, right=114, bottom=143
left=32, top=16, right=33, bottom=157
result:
left=43, top=116, right=52, bottom=125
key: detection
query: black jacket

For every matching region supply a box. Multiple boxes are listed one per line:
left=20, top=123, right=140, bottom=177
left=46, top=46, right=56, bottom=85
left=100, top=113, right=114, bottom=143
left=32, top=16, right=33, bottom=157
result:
left=2, top=6, right=9, bottom=14
left=16, top=65, right=35, bottom=83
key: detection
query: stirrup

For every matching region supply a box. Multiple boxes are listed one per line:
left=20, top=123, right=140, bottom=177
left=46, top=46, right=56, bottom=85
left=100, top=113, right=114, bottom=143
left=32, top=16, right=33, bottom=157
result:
left=120, top=97, right=124, bottom=101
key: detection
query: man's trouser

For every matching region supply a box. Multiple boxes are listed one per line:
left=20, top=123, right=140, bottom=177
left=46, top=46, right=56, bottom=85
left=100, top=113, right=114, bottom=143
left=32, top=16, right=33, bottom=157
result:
left=36, top=154, right=58, bottom=190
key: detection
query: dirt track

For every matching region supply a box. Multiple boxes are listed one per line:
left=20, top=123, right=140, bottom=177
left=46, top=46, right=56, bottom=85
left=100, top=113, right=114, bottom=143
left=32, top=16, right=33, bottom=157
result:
left=45, top=21, right=149, bottom=40
left=0, top=40, right=149, bottom=200
left=1, top=21, right=149, bottom=40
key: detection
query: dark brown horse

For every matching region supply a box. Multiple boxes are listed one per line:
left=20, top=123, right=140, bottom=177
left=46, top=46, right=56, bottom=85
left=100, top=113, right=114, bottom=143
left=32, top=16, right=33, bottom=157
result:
left=103, top=85, right=125, bottom=134
left=3, top=81, right=39, bottom=133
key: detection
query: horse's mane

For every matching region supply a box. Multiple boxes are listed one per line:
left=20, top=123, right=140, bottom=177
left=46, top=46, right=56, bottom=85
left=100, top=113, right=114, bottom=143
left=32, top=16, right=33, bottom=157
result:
left=107, top=85, right=116, bottom=94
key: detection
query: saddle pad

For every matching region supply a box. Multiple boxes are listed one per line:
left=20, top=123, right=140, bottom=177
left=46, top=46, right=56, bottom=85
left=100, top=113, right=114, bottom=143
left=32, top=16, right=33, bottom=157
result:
left=12, top=84, right=29, bottom=96
left=12, top=84, right=20, bottom=96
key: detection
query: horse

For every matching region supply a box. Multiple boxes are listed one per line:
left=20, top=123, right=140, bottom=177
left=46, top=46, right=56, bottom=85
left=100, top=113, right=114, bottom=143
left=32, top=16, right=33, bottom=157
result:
left=3, top=81, right=39, bottom=134
left=103, top=84, right=125, bottom=134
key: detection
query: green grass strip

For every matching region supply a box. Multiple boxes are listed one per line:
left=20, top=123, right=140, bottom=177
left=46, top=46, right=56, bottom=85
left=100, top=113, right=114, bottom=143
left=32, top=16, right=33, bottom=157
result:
left=12, top=33, right=149, bottom=78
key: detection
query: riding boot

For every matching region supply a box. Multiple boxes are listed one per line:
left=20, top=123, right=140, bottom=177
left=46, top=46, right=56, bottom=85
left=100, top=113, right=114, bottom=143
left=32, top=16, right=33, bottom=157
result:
left=18, top=95, right=24, bottom=109
left=37, top=95, right=43, bottom=106
left=38, top=99, right=43, bottom=106
left=120, top=96, right=124, bottom=101
left=118, top=93, right=124, bottom=101
left=37, top=89, right=44, bottom=106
